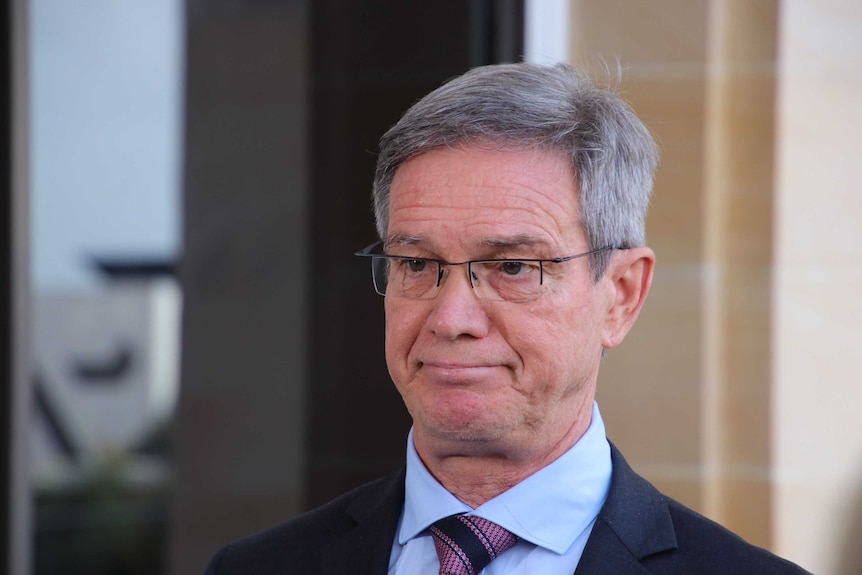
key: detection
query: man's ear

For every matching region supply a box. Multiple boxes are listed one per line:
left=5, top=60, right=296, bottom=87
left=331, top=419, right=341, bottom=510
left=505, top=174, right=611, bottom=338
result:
left=601, top=247, right=655, bottom=349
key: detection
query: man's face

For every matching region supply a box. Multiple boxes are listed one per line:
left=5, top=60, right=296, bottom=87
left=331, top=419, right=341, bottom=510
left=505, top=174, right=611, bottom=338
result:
left=384, top=145, right=618, bottom=464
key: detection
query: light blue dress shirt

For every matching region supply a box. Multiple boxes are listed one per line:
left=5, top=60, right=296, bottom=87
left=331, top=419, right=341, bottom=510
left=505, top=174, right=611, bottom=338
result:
left=388, top=402, right=612, bottom=574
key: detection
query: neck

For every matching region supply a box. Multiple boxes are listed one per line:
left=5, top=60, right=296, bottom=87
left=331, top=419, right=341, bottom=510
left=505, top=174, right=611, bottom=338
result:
left=414, top=412, right=592, bottom=508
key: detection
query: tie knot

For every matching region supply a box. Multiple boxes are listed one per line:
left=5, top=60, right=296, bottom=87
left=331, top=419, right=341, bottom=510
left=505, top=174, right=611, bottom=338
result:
left=430, top=515, right=519, bottom=575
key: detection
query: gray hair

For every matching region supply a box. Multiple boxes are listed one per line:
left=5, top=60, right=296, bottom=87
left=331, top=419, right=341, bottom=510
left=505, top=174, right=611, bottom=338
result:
left=371, top=62, right=659, bottom=280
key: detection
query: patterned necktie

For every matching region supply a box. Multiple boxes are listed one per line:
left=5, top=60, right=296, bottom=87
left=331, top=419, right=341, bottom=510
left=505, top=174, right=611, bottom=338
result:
left=429, top=514, right=519, bottom=575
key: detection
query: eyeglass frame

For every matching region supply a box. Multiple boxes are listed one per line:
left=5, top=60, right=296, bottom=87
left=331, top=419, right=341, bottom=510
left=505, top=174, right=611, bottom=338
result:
left=354, top=241, right=617, bottom=302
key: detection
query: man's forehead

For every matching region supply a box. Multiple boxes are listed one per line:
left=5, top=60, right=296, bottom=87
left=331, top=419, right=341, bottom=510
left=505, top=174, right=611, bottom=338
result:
left=385, top=145, right=585, bottom=252
left=388, top=147, right=578, bottom=208
left=385, top=232, right=555, bottom=251
left=393, top=144, right=574, bottom=181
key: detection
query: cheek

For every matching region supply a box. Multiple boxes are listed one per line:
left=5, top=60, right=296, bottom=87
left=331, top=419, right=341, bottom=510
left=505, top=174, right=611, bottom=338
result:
left=384, top=301, right=425, bottom=368
left=498, top=314, right=566, bottom=379
left=508, top=301, right=601, bottom=380
left=521, top=296, right=590, bottom=345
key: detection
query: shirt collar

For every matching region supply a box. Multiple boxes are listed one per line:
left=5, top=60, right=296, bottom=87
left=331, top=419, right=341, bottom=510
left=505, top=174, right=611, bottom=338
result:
left=399, top=401, right=612, bottom=554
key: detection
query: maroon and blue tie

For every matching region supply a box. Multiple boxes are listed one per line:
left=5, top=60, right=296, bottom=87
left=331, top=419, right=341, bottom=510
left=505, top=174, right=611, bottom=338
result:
left=429, top=514, right=519, bottom=575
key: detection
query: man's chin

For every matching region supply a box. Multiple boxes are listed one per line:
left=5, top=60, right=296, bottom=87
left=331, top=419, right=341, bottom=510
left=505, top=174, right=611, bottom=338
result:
left=416, top=415, right=509, bottom=448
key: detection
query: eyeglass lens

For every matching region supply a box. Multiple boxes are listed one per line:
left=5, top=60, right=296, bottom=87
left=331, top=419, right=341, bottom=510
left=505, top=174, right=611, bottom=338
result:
left=370, top=256, right=544, bottom=302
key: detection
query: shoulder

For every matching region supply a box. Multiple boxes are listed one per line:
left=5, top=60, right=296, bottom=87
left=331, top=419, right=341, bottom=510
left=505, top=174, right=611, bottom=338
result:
left=204, top=470, right=405, bottom=575
left=655, top=497, right=810, bottom=574
left=594, top=444, right=810, bottom=574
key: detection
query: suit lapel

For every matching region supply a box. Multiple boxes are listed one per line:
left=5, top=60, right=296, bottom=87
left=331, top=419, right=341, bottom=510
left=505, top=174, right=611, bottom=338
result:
left=314, top=446, right=677, bottom=574
left=574, top=444, right=678, bottom=575
left=575, top=519, right=653, bottom=574
left=319, top=469, right=405, bottom=575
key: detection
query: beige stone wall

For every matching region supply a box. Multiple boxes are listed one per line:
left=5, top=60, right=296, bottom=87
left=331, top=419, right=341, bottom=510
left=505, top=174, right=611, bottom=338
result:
left=773, top=2, right=862, bottom=573
left=570, top=0, right=713, bottom=521
left=570, top=1, right=862, bottom=573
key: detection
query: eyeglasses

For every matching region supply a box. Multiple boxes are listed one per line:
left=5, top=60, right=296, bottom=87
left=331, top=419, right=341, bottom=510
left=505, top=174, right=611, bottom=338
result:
left=355, top=241, right=614, bottom=302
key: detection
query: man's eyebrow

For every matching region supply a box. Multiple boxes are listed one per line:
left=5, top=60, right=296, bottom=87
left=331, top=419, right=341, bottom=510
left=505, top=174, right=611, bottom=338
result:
left=384, top=233, right=555, bottom=257
left=481, top=235, right=552, bottom=250
left=384, top=233, right=423, bottom=248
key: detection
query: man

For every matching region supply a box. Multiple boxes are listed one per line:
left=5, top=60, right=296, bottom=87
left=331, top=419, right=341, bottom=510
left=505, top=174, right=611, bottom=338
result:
left=205, top=63, right=809, bottom=574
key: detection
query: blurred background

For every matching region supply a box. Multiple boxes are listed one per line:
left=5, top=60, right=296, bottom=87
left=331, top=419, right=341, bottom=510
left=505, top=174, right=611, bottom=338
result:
left=3, top=1, right=861, bottom=574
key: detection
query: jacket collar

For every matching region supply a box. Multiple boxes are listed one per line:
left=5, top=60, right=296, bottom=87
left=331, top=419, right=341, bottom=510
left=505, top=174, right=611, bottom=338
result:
left=318, top=469, right=405, bottom=575
left=575, top=443, right=677, bottom=574
left=315, top=443, right=678, bottom=575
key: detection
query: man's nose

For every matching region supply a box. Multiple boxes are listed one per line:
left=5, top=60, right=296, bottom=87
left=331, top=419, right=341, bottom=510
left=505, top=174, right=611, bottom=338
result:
left=426, top=265, right=490, bottom=340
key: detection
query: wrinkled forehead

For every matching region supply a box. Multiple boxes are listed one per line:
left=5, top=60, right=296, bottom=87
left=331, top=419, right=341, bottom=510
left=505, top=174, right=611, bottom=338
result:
left=387, top=145, right=586, bottom=255
left=389, top=143, right=579, bottom=200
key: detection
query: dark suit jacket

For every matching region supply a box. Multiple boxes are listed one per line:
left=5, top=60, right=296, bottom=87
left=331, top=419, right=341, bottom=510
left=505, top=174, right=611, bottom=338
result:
left=204, top=445, right=810, bottom=574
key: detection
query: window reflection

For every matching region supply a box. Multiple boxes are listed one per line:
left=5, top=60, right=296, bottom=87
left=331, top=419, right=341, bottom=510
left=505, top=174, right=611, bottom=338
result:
left=29, top=1, right=182, bottom=573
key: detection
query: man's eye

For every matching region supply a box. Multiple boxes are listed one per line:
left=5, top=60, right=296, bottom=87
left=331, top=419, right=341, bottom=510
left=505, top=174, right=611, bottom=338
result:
left=406, top=259, right=427, bottom=273
left=500, top=261, right=527, bottom=275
